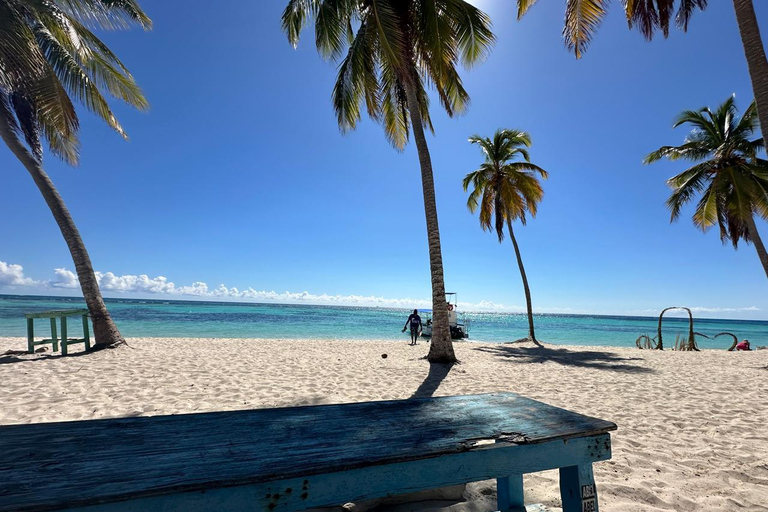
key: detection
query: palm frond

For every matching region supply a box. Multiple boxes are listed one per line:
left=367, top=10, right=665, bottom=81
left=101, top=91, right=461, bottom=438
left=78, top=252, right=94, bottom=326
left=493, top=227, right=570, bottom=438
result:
left=563, top=0, right=608, bottom=59
left=444, top=0, right=495, bottom=67
left=644, top=142, right=711, bottom=163
left=369, top=0, right=406, bottom=71
left=282, top=0, right=319, bottom=48
left=505, top=161, right=549, bottom=179
left=55, top=0, right=152, bottom=30
left=626, top=0, right=660, bottom=39
left=379, top=56, right=410, bottom=149
left=0, top=92, right=28, bottom=156
left=34, top=23, right=126, bottom=138
left=676, top=0, right=707, bottom=30
left=468, top=134, right=493, bottom=161
left=9, top=92, right=43, bottom=160
left=37, top=10, right=148, bottom=110
left=690, top=179, right=719, bottom=230
left=316, top=0, right=355, bottom=60
left=333, top=19, right=379, bottom=131
left=517, top=0, right=540, bottom=19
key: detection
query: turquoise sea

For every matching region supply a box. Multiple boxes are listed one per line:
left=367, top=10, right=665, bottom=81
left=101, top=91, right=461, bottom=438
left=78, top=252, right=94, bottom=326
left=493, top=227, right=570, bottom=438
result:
left=0, top=295, right=765, bottom=349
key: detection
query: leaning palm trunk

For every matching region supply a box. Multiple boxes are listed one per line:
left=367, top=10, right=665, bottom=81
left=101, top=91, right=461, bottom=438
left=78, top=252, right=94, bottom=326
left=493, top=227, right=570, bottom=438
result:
left=0, top=124, right=125, bottom=349
left=744, top=214, right=768, bottom=279
left=402, top=79, right=455, bottom=364
left=507, top=220, right=540, bottom=346
left=733, top=0, right=768, bottom=152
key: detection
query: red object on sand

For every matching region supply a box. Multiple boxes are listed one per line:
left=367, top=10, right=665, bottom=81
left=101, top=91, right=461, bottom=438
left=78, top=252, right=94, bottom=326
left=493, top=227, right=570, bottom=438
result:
left=736, top=341, right=751, bottom=351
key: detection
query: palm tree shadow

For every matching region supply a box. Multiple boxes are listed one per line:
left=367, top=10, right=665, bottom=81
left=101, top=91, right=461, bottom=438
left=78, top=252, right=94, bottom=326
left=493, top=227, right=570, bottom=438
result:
left=474, top=345, right=654, bottom=374
left=410, top=363, right=454, bottom=399
left=0, top=350, right=93, bottom=365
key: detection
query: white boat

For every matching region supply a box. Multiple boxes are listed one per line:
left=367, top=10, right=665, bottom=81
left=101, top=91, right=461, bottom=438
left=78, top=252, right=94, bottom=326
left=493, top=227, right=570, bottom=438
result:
left=419, top=293, right=470, bottom=340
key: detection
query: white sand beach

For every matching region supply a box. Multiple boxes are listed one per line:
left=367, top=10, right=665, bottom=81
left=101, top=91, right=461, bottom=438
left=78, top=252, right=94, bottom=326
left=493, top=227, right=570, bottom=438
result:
left=1, top=337, right=766, bottom=511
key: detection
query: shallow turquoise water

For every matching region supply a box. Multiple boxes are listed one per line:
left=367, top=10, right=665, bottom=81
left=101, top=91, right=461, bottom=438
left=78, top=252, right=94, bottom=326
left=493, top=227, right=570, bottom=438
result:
left=1, top=295, right=765, bottom=349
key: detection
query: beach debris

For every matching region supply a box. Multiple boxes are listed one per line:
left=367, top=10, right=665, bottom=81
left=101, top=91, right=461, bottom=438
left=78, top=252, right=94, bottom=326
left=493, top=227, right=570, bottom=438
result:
left=381, top=354, right=388, bottom=359
left=713, top=332, right=739, bottom=351
left=636, top=335, right=658, bottom=349
left=636, top=307, right=702, bottom=350
left=673, top=334, right=698, bottom=351
left=657, top=307, right=698, bottom=351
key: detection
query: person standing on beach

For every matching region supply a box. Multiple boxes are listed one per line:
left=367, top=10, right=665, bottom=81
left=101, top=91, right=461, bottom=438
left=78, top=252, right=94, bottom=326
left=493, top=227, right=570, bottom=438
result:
left=402, top=310, right=422, bottom=346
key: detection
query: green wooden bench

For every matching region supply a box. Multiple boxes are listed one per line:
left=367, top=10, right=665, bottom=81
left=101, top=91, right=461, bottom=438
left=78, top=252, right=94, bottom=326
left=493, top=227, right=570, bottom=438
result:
left=25, top=309, right=91, bottom=355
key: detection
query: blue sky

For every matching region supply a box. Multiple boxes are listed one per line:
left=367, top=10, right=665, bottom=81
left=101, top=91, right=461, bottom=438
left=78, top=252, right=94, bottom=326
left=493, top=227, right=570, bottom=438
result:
left=1, top=1, right=767, bottom=318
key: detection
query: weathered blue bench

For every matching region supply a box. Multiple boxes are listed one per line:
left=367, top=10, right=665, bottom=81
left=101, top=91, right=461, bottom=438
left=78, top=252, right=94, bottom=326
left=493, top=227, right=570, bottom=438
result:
left=0, top=393, right=616, bottom=512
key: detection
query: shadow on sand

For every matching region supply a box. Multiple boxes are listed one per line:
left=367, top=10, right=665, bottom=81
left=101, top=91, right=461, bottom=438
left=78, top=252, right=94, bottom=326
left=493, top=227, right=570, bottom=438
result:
left=410, top=362, right=454, bottom=399
left=473, top=344, right=654, bottom=374
left=0, top=349, right=94, bottom=365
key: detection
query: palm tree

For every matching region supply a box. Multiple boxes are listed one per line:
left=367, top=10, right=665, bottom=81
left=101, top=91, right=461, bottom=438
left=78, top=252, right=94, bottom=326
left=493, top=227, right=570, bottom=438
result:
left=515, top=0, right=768, bottom=153
left=0, top=0, right=151, bottom=349
left=463, top=129, right=548, bottom=345
left=282, top=0, right=495, bottom=363
left=645, top=96, right=768, bottom=278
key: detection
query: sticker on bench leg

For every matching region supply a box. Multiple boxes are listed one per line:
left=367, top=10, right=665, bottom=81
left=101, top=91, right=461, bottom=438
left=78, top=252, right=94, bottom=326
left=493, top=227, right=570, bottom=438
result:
left=581, top=484, right=596, bottom=512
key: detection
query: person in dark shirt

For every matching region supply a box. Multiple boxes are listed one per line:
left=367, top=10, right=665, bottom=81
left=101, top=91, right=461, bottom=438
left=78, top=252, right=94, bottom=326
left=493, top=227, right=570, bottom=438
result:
left=402, top=309, right=422, bottom=345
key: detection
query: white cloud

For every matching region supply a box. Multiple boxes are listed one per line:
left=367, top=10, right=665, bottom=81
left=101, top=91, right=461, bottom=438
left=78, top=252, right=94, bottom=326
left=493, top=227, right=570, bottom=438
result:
left=0, top=261, right=763, bottom=316
left=688, top=306, right=760, bottom=313
left=95, top=272, right=177, bottom=294
left=51, top=268, right=79, bottom=288
left=0, top=261, right=37, bottom=286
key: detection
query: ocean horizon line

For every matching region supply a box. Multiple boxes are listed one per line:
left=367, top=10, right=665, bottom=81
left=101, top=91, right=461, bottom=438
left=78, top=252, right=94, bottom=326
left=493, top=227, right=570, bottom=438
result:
left=2, top=293, right=765, bottom=325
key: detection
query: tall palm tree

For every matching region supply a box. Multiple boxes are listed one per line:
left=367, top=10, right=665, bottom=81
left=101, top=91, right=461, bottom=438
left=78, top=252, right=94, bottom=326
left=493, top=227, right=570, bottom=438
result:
left=0, top=0, right=151, bottom=349
left=282, top=0, right=495, bottom=363
left=645, top=96, right=768, bottom=277
left=463, top=129, right=548, bottom=345
left=515, top=0, right=768, bottom=153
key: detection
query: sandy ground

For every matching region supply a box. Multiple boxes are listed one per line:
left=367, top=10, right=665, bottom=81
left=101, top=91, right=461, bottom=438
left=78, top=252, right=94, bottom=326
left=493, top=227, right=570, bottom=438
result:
left=1, top=337, right=767, bottom=511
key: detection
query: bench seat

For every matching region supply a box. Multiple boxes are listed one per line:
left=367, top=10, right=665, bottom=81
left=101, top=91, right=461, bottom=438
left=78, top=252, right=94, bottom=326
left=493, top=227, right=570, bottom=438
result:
left=0, top=392, right=616, bottom=512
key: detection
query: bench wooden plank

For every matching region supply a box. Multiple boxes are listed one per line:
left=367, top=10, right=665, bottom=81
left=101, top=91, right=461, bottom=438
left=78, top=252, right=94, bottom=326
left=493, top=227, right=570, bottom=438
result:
left=19, top=435, right=612, bottom=512
left=0, top=393, right=616, bottom=512
left=24, top=309, right=89, bottom=319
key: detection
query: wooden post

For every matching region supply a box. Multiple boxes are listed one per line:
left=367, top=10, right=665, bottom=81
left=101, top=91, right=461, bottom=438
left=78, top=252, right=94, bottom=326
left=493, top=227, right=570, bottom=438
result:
left=50, top=318, right=59, bottom=352
left=26, top=318, right=34, bottom=354
left=497, top=473, right=525, bottom=512
left=82, top=313, right=91, bottom=351
left=61, top=316, right=68, bottom=356
left=559, top=463, right=598, bottom=512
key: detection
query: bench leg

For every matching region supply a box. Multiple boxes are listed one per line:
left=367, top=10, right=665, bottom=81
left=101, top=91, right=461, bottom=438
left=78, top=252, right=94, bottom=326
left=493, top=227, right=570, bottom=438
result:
left=497, top=474, right=525, bottom=512
left=61, top=316, right=68, bottom=356
left=559, top=463, right=598, bottom=512
left=50, top=318, right=59, bottom=352
left=82, top=314, right=91, bottom=351
left=27, top=318, right=34, bottom=354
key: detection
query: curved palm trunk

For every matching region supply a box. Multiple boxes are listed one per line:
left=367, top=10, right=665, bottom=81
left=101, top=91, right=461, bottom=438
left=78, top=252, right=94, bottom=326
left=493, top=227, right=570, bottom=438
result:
left=402, top=80, right=456, bottom=364
left=732, top=0, right=768, bottom=152
left=744, top=214, right=768, bottom=278
left=0, top=124, right=125, bottom=350
left=507, top=220, right=540, bottom=346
